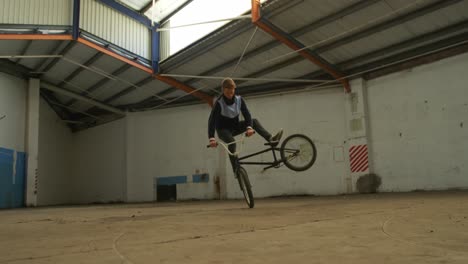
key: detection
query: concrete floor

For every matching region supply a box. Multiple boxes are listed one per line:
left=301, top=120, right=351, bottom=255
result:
left=0, top=192, right=467, bottom=264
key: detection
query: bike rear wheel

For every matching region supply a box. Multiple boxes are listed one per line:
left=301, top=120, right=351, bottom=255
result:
left=280, top=134, right=317, bottom=171
left=237, top=166, right=254, bottom=208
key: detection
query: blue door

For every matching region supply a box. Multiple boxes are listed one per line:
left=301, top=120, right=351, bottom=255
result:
left=0, top=148, right=26, bottom=209
left=14, top=152, right=26, bottom=207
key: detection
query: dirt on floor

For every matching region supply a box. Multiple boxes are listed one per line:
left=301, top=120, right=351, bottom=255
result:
left=0, top=191, right=467, bottom=264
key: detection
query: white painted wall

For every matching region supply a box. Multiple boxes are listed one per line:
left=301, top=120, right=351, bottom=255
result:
left=0, top=73, right=27, bottom=152
left=367, top=52, right=468, bottom=192
left=126, top=105, right=219, bottom=202
left=37, top=99, right=73, bottom=206
left=0, top=75, right=126, bottom=206
left=25, top=79, right=40, bottom=206
left=0, top=74, right=73, bottom=207
left=71, top=118, right=126, bottom=204
left=126, top=87, right=348, bottom=201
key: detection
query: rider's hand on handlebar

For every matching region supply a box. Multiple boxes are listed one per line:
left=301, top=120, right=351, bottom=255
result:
left=209, top=138, right=217, bottom=148
left=246, top=127, right=255, bottom=137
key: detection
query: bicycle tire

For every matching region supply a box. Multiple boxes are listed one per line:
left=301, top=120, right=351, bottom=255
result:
left=237, top=166, right=254, bottom=208
left=280, top=134, right=317, bottom=171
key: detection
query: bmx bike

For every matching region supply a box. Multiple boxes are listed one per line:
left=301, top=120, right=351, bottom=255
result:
left=207, top=132, right=317, bottom=208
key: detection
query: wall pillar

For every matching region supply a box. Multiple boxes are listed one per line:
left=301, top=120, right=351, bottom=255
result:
left=344, top=78, right=372, bottom=193
left=25, top=78, right=40, bottom=206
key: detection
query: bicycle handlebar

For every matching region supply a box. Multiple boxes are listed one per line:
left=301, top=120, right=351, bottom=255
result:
left=206, top=131, right=255, bottom=155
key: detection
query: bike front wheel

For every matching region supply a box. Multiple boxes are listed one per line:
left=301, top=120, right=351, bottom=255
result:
left=237, top=166, right=254, bottom=208
left=280, top=134, right=317, bottom=171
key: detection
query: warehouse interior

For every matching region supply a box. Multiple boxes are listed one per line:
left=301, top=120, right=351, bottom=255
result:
left=0, top=0, right=467, bottom=263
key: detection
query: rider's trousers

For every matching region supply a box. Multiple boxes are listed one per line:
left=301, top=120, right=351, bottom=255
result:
left=217, top=118, right=272, bottom=172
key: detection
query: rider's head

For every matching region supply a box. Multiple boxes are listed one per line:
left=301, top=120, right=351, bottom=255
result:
left=222, top=78, right=236, bottom=100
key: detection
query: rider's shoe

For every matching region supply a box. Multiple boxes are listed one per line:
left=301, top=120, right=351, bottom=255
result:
left=269, top=129, right=283, bottom=146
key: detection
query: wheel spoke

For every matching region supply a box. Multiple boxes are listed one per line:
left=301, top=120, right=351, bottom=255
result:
left=280, top=134, right=317, bottom=171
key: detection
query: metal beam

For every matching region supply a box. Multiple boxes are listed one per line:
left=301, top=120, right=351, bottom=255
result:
left=0, top=59, right=32, bottom=79
left=58, top=52, right=103, bottom=87
left=0, top=24, right=71, bottom=31
left=72, top=0, right=81, bottom=39
left=0, top=60, right=76, bottom=122
left=65, top=63, right=131, bottom=106
left=39, top=41, right=76, bottom=74
left=103, top=76, right=154, bottom=104
left=41, top=82, right=126, bottom=116
left=33, top=41, right=64, bottom=71
left=97, top=72, right=214, bottom=107
left=154, top=74, right=213, bottom=106
left=152, top=26, right=160, bottom=72
left=131, top=86, right=174, bottom=107
left=155, top=87, right=174, bottom=97
left=122, top=94, right=198, bottom=111
left=98, top=0, right=152, bottom=28
left=0, top=34, right=72, bottom=40
left=77, top=37, right=153, bottom=74
left=40, top=90, right=74, bottom=122
left=139, top=0, right=155, bottom=14
left=251, top=0, right=350, bottom=91
left=15, top=40, right=33, bottom=64
left=233, top=56, right=334, bottom=88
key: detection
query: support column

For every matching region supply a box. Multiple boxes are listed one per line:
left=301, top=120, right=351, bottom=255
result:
left=72, top=0, right=81, bottom=40
left=151, top=25, right=160, bottom=73
left=26, top=78, right=40, bottom=206
left=344, top=78, right=372, bottom=193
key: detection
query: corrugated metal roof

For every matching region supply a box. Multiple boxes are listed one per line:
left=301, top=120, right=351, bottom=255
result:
left=1, top=0, right=468, bottom=130
left=81, top=0, right=151, bottom=59
left=0, top=40, right=33, bottom=55
left=0, top=0, right=71, bottom=25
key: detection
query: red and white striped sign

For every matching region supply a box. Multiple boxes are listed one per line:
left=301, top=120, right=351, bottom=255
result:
left=349, top=144, right=369, bottom=173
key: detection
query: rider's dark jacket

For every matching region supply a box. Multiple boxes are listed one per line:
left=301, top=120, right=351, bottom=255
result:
left=208, top=95, right=252, bottom=139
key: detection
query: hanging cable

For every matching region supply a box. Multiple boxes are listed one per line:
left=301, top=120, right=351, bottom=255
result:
left=159, top=74, right=332, bottom=83
left=59, top=56, right=170, bottom=104
left=230, top=27, right=259, bottom=77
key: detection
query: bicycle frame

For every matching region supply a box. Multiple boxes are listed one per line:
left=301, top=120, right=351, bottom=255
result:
left=237, top=145, right=283, bottom=171
left=212, top=134, right=298, bottom=171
